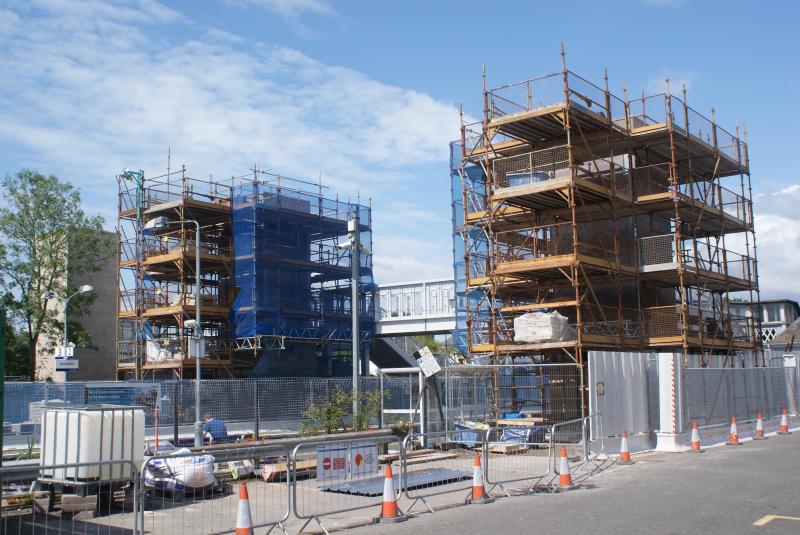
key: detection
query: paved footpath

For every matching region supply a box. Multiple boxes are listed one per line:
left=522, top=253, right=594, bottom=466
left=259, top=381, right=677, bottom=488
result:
left=359, top=432, right=800, bottom=535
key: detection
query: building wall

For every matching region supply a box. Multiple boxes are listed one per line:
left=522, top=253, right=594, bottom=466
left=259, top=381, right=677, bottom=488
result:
left=37, top=230, right=117, bottom=382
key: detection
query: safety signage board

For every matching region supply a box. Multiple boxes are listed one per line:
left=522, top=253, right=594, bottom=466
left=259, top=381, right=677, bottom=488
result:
left=317, top=444, right=348, bottom=483
left=349, top=443, right=378, bottom=478
left=55, top=359, right=79, bottom=371
left=317, top=442, right=378, bottom=483
left=416, top=346, right=441, bottom=377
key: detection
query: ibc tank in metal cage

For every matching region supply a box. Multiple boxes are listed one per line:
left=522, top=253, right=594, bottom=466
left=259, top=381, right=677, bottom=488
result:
left=39, top=405, right=145, bottom=483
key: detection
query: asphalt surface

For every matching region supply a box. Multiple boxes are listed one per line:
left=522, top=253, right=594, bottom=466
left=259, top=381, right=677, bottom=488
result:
left=360, top=432, right=800, bottom=535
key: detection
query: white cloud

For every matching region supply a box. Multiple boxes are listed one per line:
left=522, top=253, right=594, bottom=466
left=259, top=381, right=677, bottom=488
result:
left=0, top=0, right=460, bottom=285
left=728, top=185, right=800, bottom=301
left=646, top=70, right=695, bottom=95
left=225, top=0, right=333, bottom=18
left=222, top=0, right=334, bottom=36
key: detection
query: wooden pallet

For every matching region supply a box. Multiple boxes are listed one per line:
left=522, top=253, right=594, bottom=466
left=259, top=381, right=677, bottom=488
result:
left=390, top=452, right=458, bottom=466
left=378, top=449, right=435, bottom=463
left=488, top=443, right=526, bottom=455
left=260, top=459, right=316, bottom=482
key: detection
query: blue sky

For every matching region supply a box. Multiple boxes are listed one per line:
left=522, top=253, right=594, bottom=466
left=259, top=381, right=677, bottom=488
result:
left=1, top=0, right=799, bottom=298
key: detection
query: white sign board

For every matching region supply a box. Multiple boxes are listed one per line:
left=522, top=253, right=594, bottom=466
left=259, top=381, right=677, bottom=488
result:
left=316, top=442, right=378, bottom=484
left=416, top=346, right=441, bottom=377
left=349, top=443, right=378, bottom=478
left=55, top=359, right=79, bottom=371
left=55, top=346, right=74, bottom=358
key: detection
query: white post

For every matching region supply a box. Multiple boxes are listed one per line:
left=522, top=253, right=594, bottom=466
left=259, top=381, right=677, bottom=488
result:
left=655, top=352, right=685, bottom=451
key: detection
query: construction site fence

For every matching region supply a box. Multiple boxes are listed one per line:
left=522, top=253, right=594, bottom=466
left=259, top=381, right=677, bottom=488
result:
left=683, top=365, right=798, bottom=428
left=2, top=422, right=607, bottom=535
left=3, top=377, right=416, bottom=449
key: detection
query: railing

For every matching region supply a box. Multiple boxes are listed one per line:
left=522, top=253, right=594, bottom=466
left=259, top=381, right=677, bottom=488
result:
left=632, top=163, right=751, bottom=225
left=638, top=234, right=755, bottom=285
left=488, top=71, right=626, bottom=125
left=496, top=222, right=633, bottom=267
left=641, top=305, right=757, bottom=342
left=492, top=145, right=570, bottom=189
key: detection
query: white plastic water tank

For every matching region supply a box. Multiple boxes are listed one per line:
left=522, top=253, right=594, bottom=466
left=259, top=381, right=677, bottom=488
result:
left=39, top=405, right=145, bottom=482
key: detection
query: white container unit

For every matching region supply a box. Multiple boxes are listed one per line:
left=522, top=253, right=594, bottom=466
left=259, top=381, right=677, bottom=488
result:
left=39, top=405, right=145, bottom=483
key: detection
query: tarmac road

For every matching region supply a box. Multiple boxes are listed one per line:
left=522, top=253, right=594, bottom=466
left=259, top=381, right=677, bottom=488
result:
left=361, top=432, right=800, bottom=535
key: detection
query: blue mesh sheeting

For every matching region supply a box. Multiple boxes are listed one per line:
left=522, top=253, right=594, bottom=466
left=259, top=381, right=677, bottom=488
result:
left=231, top=182, right=375, bottom=347
left=450, top=141, right=491, bottom=355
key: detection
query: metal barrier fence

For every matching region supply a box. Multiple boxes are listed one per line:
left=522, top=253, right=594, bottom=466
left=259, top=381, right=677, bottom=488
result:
left=401, top=429, right=487, bottom=513
left=2, top=417, right=608, bottom=535
left=484, top=424, right=551, bottom=496
left=3, top=377, right=413, bottom=450
left=291, top=435, right=398, bottom=534
left=684, top=366, right=799, bottom=427
left=140, top=445, right=290, bottom=535
left=1, top=460, right=140, bottom=535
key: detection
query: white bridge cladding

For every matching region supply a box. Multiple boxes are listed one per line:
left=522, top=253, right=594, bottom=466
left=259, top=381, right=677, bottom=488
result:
left=375, top=278, right=456, bottom=335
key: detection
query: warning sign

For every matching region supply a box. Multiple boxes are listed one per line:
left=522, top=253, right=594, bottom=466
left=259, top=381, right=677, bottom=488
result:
left=416, top=346, right=441, bottom=377
left=317, top=444, right=348, bottom=483
left=316, top=442, right=378, bottom=483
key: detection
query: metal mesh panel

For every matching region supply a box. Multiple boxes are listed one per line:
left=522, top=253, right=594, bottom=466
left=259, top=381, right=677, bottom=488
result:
left=492, top=145, right=570, bottom=189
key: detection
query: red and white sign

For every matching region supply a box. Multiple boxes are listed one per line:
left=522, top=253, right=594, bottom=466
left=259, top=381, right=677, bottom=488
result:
left=316, top=442, right=378, bottom=483
left=317, top=445, right=348, bottom=483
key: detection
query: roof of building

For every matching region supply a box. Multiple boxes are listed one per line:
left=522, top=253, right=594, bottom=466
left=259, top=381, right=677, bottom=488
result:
left=770, top=317, right=800, bottom=347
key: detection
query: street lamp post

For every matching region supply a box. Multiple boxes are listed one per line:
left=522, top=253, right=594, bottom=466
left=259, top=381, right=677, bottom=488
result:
left=338, top=212, right=371, bottom=425
left=42, top=285, right=95, bottom=367
left=144, top=216, right=203, bottom=447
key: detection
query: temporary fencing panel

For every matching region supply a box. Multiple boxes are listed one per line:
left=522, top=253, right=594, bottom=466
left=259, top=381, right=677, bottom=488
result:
left=483, top=424, right=552, bottom=496
left=1, top=460, right=140, bottom=535
left=683, top=365, right=799, bottom=427
left=291, top=435, right=397, bottom=534
left=141, top=445, right=290, bottom=535
left=400, top=429, right=487, bottom=512
left=588, top=351, right=651, bottom=437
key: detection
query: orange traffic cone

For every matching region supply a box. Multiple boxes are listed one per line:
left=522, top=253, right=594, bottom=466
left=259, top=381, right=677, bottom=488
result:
left=617, top=431, right=633, bottom=465
left=726, top=416, right=742, bottom=446
left=465, top=453, right=494, bottom=504
left=688, top=420, right=705, bottom=453
left=235, top=482, right=254, bottom=535
left=778, top=408, right=791, bottom=434
left=753, top=412, right=766, bottom=440
left=375, top=465, right=407, bottom=523
left=558, top=447, right=576, bottom=491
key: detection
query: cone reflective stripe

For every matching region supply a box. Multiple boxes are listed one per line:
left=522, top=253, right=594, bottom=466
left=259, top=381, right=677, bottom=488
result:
left=376, top=465, right=407, bottom=523
left=726, top=416, right=742, bottom=446
left=465, top=453, right=494, bottom=504
left=779, top=408, right=790, bottom=434
left=558, top=447, right=576, bottom=490
left=617, top=432, right=633, bottom=464
left=754, top=412, right=766, bottom=440
left=235, top=482, right=254, bottom=535
left=689, top=420, right=705, bottom=453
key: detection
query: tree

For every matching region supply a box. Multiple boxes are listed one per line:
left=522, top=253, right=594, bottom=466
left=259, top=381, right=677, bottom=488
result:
left=3, top=319, right=31, bottom=377
left=0, top=170, right=110, bottom=380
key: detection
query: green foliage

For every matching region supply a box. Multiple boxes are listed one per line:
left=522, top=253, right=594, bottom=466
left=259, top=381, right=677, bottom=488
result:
left=16, top=436, right=39, bottom=460
left=352, top=389, right=385, bottom=432
left=300, top=387, right=388, bottom=436
left=0, top=170, right=111, bottom=379
left=3, top=319, right=31, bottom=377
left=389, top=419, right=415, bottom=437
left=300, top=387, right=350, bottom=435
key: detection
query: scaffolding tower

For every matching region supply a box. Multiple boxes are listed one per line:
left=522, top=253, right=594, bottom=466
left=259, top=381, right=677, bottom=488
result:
left=116, top=167, right=374, bottom=379
left=453, top=51, right=761, bottom=416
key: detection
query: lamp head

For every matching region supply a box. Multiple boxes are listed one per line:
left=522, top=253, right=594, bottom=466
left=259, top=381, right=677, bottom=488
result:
left=78, top=285, right=94, bottom=294
left=144, top=216, right=169, bottom=231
